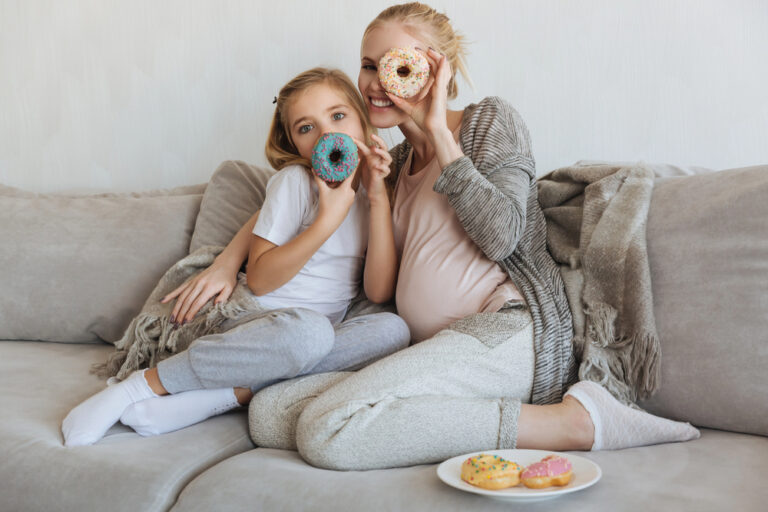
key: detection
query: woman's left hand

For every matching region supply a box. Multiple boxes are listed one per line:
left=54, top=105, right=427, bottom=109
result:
left=354, top=133, right=392, bottom=206
left=385, top=47, right=451, bottom=139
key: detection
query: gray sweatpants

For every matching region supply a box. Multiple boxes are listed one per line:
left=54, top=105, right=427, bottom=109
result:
left=250, top=305, right=535, bottom=470
left=156, top=307, right=411, bottom=394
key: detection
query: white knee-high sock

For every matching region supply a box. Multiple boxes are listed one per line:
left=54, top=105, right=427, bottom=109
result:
left=564, top=380, right=700, bottom=450
left=120, top=388, right=240, bottom=436
left=62, top=369, right=158, bottom=447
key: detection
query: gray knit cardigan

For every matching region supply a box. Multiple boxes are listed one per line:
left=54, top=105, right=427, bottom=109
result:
left=389, top=96, right=576, bottom=405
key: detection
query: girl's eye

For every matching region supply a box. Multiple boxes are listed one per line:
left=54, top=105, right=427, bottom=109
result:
left=332, top=112, right=346, bottom=121
left=362, top=64, right=376, bottom=71
left=298, top=124, right=312, bottom=134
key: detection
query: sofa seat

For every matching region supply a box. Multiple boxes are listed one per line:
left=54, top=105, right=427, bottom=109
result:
left=0, top=341, right=254, bottom=512
left=171, top=430, right=768, bottom=511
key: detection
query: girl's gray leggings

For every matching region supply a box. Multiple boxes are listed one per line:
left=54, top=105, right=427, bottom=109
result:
left=249, top=305, right=535, bottom=470
left=155, top=306, right=411, bottom=394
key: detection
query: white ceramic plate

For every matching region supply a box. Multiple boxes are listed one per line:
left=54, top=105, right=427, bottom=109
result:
left=436, top=449, right=601, bottom=502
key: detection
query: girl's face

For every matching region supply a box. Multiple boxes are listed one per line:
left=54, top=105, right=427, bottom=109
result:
left=359, top=22, right=426, bottom=129
left=286, top=83, right=366, bottom=161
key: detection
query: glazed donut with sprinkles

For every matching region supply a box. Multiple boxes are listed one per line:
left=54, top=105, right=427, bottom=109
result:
left=377, top=46, right=430, bottom=99
left=311, top=132, right=359, bottom=183
left=460, top=454, right=523, bottom=490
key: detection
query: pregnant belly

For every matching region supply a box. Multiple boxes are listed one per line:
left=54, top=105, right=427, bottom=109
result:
left=395, top=251, right=510, bottom=342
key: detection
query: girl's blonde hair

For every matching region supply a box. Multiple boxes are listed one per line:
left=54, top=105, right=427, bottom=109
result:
left=363, top=2, right=472, bottom=99
left=265, top=67, right=374, bottom=171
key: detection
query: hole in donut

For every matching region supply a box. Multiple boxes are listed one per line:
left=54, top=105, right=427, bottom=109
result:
left=397, top=66, right=411, bottom=78
left=329, top=149, right=342, bottom=164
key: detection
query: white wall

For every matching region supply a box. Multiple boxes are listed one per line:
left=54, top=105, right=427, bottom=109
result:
left=1, top=0, right=766, bottom=193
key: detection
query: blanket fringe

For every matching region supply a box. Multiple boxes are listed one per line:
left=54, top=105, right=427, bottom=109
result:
left=92, top=282, right=264, bottom=380
left=581, top=302, right=661, bottom=405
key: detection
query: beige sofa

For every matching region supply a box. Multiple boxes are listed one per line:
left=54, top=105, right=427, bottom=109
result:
left=2, top=161, right=767, bottom=511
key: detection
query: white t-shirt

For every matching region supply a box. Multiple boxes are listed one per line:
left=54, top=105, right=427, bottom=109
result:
left=251, top=164, right=369, bottom=324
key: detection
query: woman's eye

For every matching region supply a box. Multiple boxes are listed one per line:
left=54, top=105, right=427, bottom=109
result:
left=332, top=112, right=346, bottom=121
left=362, top=64, right=376, bottom=71
left=298, top=124, right=312, bottom=134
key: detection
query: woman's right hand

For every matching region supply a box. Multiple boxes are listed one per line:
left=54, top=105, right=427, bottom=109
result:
left=354, top=134, right=392, bottom=207
left=384, top=48, right=450, bottom=139
left=161, top=260, right=238, bottom=326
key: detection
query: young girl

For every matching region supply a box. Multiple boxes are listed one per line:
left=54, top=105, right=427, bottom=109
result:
left=62, top=68, right=410, bottom=446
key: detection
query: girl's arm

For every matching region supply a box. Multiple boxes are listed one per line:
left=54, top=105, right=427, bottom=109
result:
left=356, top=134, right=398, bottom=303
left=163, top=211, right=260, bottom=325
left=246, top=173, right=358, bottom=296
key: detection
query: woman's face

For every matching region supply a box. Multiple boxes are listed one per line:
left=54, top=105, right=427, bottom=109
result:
left=359, top=22, right=426, bottom=129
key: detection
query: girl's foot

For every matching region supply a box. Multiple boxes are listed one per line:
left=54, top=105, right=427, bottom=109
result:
left=564, top=380, right=700, bottom=450
left=120, top=387, right=241, bottom=436
left=62, top=369, right=157, bottom=446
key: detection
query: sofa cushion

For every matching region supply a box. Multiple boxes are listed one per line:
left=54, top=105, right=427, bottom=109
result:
left=189, top=160, right=274, bottom=253
left=0, top=340, right=254, bottom=512
left=639, top=165, right=768, bottom=436
left=171, top=431, right=768, bottom=512
left=0, top=183, right=205, bottom=343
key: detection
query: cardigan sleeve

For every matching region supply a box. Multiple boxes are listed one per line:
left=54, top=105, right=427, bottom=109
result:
left=433, top=97, right=536, bottom=262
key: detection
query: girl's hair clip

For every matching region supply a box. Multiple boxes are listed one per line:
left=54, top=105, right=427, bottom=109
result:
left=272, top=96, right=278, bottom=104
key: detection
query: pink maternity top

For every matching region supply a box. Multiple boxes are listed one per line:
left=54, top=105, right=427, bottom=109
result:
left=392, top=129, right=524, bottom=342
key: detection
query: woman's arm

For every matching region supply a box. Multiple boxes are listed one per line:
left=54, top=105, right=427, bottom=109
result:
left=431, top=96, right=536, bottom=261
left=433, top=147, right=533, bottom=262
left=357, top=134, right=398, bottom=303
left=363, top=190, right=398, bottom=303
left=386, top=50, right=533, bottom=262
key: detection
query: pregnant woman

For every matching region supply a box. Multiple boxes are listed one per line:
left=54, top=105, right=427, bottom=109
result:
left=249, top=2, right=700, bottom=470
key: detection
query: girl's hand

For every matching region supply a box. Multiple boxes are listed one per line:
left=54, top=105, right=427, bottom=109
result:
left=161, top=261, right=238, bottom=326
left=384, top=48, right=451, bottom=138
left=313, top=164, right=359, bottom=228
left=353, top=134, right=392, bottom=206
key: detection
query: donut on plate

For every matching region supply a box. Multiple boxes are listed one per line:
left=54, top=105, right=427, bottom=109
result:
left=378, top=46, right=430, bottom=99
left=520, top=455, right=573, bottom=489
left=311, top=132, right=359, bottom=183
left=460, top=454, right=522, bottom=490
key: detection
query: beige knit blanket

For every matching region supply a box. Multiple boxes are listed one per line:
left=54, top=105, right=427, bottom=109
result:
left=94, top=245, right=264, bottom=379
left=538, top=163, right=660, bottom=405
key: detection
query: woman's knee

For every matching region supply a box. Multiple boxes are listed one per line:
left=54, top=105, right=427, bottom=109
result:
left=295, top=398, right=362, bottom=470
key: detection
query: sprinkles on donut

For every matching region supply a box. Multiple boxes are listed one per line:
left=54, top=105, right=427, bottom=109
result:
left=460, top=453, right=522, bottom=490
left=378, top=46, right=430, bottom=98
left=311, top=132, right=359, bottom=183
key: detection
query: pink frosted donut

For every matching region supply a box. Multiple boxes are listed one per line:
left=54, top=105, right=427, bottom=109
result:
left=521, top=455, right=573, bottom=489
left=378, top=47, right=430, bottom=98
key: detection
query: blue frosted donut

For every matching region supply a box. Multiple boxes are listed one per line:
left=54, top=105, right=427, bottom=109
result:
left=311, top=133, right=359, bottom=183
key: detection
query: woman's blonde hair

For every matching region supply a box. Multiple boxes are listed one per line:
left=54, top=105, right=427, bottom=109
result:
left=363, top=2, right=472, bottom=99
left=265, top=67, right=374, bottom=171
